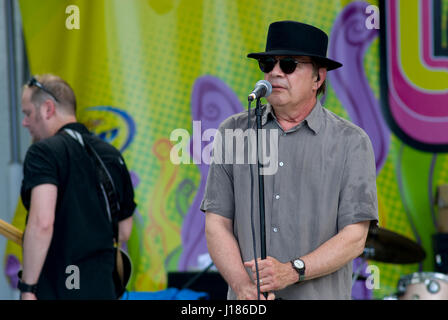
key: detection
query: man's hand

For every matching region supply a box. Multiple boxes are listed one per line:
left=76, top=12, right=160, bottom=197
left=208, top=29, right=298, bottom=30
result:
left=20, top=292, right=37, bottom=300
left=244, top=256, right=298, bottom=292
left=205, top=213, right=276, bottom=300
left=234, top=280, right=276, bottom=300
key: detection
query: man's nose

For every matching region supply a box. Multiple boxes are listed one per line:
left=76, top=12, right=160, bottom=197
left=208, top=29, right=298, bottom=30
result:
left=270, top=60, right=284, bottom=76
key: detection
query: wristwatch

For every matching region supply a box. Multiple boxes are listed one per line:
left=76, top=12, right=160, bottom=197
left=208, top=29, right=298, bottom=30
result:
left=17, top=271, right=38, bottom=294
left=291, top=258, right=306, bottom=282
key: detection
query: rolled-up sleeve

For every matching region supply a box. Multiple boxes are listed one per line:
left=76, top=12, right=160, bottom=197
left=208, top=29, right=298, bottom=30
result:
left=337, top=130, right=378, bottom=231
left=200, top=125, right=235, bottom=219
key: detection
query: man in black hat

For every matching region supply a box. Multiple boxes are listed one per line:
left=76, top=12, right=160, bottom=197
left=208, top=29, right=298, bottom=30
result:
left=201, top=21, right=378, bottom=299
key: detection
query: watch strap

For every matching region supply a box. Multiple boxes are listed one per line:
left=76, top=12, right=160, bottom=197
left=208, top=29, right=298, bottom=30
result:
left=17, top=271, right=38, bottom=294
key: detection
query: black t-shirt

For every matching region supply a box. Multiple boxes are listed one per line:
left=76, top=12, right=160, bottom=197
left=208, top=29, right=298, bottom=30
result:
left=21, top=122, right=136, bottom=299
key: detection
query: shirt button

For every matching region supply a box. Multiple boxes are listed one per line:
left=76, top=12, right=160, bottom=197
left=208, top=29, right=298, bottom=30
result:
left=275, top=194, right=280, bottom=200
left=273, top=227, right=278, bottom=233
left=279, top=161, right=284, bottom=167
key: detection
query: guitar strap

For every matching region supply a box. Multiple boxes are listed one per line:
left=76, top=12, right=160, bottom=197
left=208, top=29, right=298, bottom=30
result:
left=64, top=129, right=125, bottom=290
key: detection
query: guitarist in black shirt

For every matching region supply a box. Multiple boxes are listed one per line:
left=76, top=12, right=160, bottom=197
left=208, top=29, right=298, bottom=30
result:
left=19, top=74, right=136, bottom=300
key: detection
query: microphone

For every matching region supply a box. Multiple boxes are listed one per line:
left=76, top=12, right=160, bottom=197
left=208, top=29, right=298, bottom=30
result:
left=248, top=80, right=272, bottom=101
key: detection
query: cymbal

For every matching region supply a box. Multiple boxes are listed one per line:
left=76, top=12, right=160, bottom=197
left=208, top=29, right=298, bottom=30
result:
left=361, top=226, right=426, bottom=264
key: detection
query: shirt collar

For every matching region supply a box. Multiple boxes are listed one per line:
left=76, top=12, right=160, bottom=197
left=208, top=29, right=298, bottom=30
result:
left=57, top=122, right=91, bottom=135
left=262, top=99, right=323, bottom=135
left=304, top=99, right=323, bottom=135
left=261, top=104, right=274, bottom=126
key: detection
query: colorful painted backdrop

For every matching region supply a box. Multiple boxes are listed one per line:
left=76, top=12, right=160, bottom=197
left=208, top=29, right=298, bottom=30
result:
left=3, top=0, right=448, bottom=299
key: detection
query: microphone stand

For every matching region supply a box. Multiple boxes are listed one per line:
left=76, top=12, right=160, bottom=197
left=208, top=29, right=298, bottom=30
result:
left=255, top=97, right=267, bottom=299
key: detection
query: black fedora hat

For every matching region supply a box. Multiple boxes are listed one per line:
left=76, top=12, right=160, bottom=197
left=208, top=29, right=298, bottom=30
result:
left=248, top=21, right=342, bottom=71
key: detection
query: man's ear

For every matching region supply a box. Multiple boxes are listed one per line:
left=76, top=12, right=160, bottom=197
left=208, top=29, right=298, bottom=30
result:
left=314, top=68, right=327, bottom=89
left=42, top=99, right=56, bottom=120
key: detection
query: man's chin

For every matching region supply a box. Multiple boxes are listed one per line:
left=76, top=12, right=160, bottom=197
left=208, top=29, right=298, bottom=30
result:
left=267, top=96, right=286, bottom=108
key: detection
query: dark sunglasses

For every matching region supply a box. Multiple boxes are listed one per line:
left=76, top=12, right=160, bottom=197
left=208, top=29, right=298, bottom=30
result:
left=258, top=57, right=312, bottom=74
left=27, top=77, right=59, bottom=102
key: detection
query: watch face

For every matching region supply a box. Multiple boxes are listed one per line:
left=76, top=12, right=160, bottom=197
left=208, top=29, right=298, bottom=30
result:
left=294, top=259, right=304, bottom=269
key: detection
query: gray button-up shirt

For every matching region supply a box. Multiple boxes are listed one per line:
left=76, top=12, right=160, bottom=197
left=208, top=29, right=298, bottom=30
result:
left=201, top=100, right=378, bottom=299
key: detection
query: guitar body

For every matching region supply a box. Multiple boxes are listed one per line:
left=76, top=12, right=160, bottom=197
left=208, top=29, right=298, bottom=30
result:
left=114, top=248, right=132, bottom=299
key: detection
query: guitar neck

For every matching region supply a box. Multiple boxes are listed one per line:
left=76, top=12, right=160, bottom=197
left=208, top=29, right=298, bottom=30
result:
left=0, top=219, right=23, bottom=246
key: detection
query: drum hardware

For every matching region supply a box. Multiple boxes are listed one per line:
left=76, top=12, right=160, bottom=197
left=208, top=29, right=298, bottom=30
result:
left=352, top=258, right=368, bottom=284
left=433, top=186, right=448, bottom=273
left=396, top=272, right=448, bottom=300
left=361, top=225, right=426, bottom=264
left=427, top=280, right=440, bottom=294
